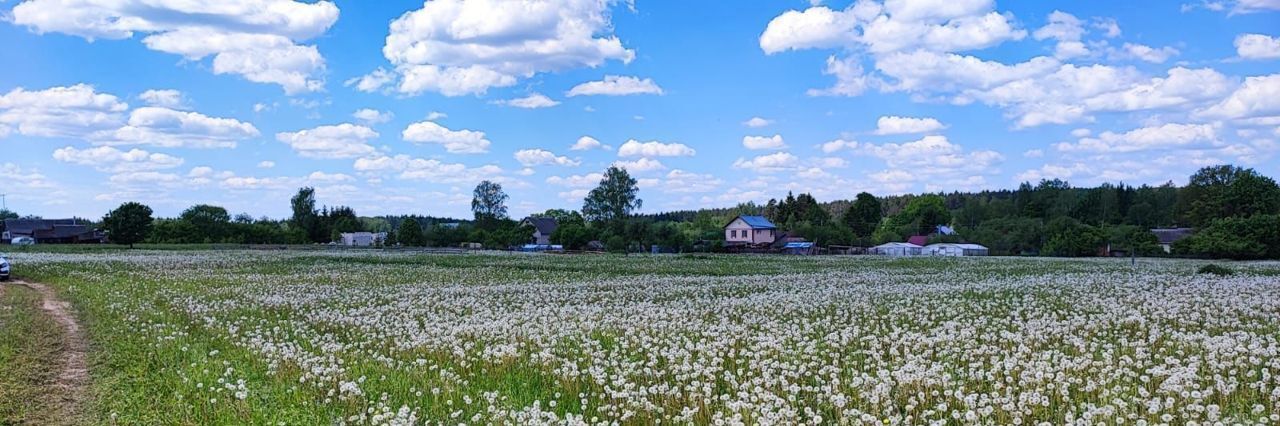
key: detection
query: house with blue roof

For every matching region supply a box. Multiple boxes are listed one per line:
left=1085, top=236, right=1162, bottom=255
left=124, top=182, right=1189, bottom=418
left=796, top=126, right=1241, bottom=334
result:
left=724, top=215, right=777, bottom=246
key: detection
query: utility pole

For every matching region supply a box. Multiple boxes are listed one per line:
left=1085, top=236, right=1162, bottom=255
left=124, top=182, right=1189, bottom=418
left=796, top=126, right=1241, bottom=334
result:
left=1, top=193, right=6, bottom=211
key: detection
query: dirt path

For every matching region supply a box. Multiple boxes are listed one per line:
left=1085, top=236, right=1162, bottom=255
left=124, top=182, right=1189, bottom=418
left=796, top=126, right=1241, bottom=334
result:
left=12, top=280, right=90, bottom=424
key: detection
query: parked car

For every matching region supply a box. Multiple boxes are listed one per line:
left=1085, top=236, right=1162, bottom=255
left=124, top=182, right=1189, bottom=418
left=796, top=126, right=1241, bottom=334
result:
left=11, top=236, right=35, bottom=246
left=0, top=254, right=9, bottom=281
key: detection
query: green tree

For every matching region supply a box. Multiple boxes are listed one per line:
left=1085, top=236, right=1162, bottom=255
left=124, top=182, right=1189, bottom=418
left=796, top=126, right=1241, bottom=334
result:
left=1180, top=165, right=1280, bottom=227
left=842, top=192, right=882, bottom=241
left=398, top=219, right=424, bottom=247
left=582, top=166, right=641, bottom=226
left=102, top=202, right=153, bottom=248
left=180, top=204, right=231, bottom=242
left=1042, top=217, right=1105, bottom=257
left=471, top=180, right=509, bottom=230
left=290, top=187, right=321, bottom=243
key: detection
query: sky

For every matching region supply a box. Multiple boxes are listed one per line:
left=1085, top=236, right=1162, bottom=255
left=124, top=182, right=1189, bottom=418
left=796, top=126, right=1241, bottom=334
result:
left=1, top=0, right=1278, bottom=220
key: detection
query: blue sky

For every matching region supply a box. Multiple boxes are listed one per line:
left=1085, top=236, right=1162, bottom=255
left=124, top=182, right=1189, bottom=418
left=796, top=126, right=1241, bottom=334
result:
left=1, top=0, right=1278, bottom=219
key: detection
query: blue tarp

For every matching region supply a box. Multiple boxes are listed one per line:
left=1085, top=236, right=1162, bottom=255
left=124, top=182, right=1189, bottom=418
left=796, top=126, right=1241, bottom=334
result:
left=520, top=244, right=563, bottom=252
left=783, top=242, right=814, bottom=248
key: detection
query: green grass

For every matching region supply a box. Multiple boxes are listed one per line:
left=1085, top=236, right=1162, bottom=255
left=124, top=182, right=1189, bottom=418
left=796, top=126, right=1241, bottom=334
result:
left=0, top=284, right=76, bottom=425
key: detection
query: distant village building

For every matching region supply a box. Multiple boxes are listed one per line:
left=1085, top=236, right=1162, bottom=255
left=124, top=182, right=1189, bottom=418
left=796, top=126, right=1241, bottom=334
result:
left=781, top=241, right=816, bottom=255
left=3, top=218, right=105, bottom=244
left=1150, top=228, right=1195, bottom=253
left=339, top=232, right=386, bottom=247
left=870, top=242, right=922, bottom=256
left=521, top=217, right=559, bottom=245
left=724, top=215, right=777, bottom=246
left=922, top=243, right=989, bottom=257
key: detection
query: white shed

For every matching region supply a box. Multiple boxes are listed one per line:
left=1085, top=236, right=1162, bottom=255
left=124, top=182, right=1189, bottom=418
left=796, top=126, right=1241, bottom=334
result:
left=922, top=243, right=989, bottom=257
left=870, top=242, right=923, bottom=256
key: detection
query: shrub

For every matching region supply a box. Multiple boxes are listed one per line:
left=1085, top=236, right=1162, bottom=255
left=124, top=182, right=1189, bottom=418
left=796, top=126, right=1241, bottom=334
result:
left=1197, top=264, right=1234, bottom=276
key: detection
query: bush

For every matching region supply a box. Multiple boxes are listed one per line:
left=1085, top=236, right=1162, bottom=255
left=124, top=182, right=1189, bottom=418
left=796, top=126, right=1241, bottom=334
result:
left=1197, top=264, right=1234, bottom=276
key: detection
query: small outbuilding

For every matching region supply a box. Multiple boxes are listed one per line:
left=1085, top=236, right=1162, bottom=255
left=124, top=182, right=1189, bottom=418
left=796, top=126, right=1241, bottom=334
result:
left=870, top=242, right=922, bottom=256
left=339, top=232, right=386, bottom=247
left=1150, top=228, right=1194, bottom=253
left=724, top=215, right=777, bottom=246
left=922, top=243, right=989, bottom=257
left=781, top=241, right=816, bottom=255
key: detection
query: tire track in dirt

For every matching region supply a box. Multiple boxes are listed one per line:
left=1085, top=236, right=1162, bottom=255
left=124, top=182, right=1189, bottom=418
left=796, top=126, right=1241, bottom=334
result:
left=13, top=280, right=89, bottom=424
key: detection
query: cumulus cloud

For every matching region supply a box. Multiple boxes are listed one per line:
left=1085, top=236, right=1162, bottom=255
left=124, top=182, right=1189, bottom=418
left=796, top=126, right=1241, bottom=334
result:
left=732, top=152, right=800, bottom=172
left=742, top=134, right=787, bottom=150
left=821, top=139, right=857, bottom=153
left=402, top=120, right=491, bottom=154
left=1033, top=10, right=1089, bottom=59
left=1118, top=43, right=1180, bottom=63
left=743, top=117, right=773, bottom=128
left=98, top=107, right=260, bottom=148
left=567, top=76, right=664, bottom=96
left=617, top=139, right=696, bottom=157
left=859, top=135, right=1003, bottom=182
left=139, top=89, right=185, bottom=108
left=874, top=115, right=946, bottom=134
left=546, top=172, right=604, bottom=188
left=514, top=149, right=579, bottom=167
left=612, top=157, right=667, bottom=172
left=1196, top=73, right=1280, bottom=120
left=1236, top=33, right=1280, bottom=60
left=570, top=135, right=610, bottom=151
left=0, top=84, right=128, bottom=138
left=352, top=108, right=394, bottom=124
left=495, top=93, right=560, bottom=109
left=354, top=154, right=505, bottom=184
left=257, top=160, right=276, bottom=168
left=11, top=0, right=339, bottom=93
left=53, top=146, right=184, bottom=172
left=761, top=0, right=1026, bottom=56
left=362, top=0, right=634, bottom=96
left=807, top=55, right=874, bottom=96
left=276, top=123, right=379, bottom=159
left=1054, top=123, right=1219, bottom=153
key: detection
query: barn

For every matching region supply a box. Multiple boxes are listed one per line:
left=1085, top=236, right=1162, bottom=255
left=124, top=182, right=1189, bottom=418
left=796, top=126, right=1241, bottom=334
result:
left=870, top=242, right=922, bottom=256
left=922, top=243, right=990, bottom=257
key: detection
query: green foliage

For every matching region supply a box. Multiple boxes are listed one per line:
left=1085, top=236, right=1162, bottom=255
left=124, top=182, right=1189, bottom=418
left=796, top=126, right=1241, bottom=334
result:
left=102, top=202, right=153, bottom=248
left=180, top=204, right=231, bottom=243
left=1180, top=165, right=1280, bottom=227
left=290, top=187, right=321, bottom=242
left=397, top=219, right=425, bottom=247
left=1175, top=214, right=1280, bottom=260
left=1042, top=217, right=1105, bottom=257
left=471, top=181, right=509, bottom=230
left=582, top=166, right=641, bottom=226
left=1104, top=225, right=1162, bottom=256
left=841, top=192, right=882, bottom=241
left=1197, top=264, right=1234, bottom=276
left=550, top=223, right=595, bottom=250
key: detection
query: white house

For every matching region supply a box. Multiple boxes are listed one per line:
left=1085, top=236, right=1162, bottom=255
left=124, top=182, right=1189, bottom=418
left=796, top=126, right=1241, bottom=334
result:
left=724, top=215, right=777, bottom=245
left=870, top=242, right=922, bottom=256
left=340, top=232, right=386, bottom=247
left=922, top=243, right=989, bottom=257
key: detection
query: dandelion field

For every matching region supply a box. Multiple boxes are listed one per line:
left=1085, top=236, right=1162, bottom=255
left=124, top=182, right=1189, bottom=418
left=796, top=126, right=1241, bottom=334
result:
left=11, top=251, right=1280, bottom=425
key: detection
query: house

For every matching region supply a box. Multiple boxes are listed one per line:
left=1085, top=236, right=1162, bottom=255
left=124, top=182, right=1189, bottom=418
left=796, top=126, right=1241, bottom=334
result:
left=870, top=242, right=922, bottom=256
left=724, top=215, right=777, bottom=246
left=3, top=218, right=105, bottom=244
left=922, top=243, right=989, bottom=257
left=339, top=232, right=386, bottom=247
left=907, top=235, right=929, bottom=246
left=1150, top=228, right=1194, bottom=253
left=521, top=217, right=559, bottom=245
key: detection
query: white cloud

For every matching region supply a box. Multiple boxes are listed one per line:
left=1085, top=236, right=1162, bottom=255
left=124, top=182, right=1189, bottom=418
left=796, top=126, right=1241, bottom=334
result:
left=570, top=135, right=610, bottom=151
left=352, top=108, right=394, bottom=124
left=546, top=173, right=605, bottom=188
left=648, top=169, right=722, bottom=194
left=139, top=89, right=185, bottom=108
left=743, top=117, right=773, bottom=128
left=401, top=121, right=491, bottom=154
left=1091, top=18, right=1122, bottom=38
left=759, top=6, right=862, bottom=54
left=821, top=139, right=857, bottom=153
left=743, top=134, right=787, bottom=150
left=617, top=139, right=696, bottom=157
left=567, top=76, right=664, bottom=97
left=1033, top=10, right=1089, bottom=59
left=732, top=151, right=799, bottom=172
left=12, top=0, right=338, bottom=93
left=1183, top=0, right=1280, bottom=14
left=1236, top=33, right=1280, bottom=60
left=860, top=135, right=1003, bottom=179
left=1023, top=149, right=1044, bottom=158
left=0, top=84, right=128, bottom=138
left=344, top=68, right=396, bottom=93
left=100, top=107, right=260, bottom=148
left=1196, top=73, right=1280, bottom=119
left=612, top=158, right=667, bottom=172
left=874, top=115, right=946, bottom=134
left=276, top=123, right=379, bottom=159
left=425, top=111, right=448, bottom=120
left=354, top=154, right=505, bottom=184
left=513, top=149, right=579, bottom=167
left=1055, top=123, right=1219, bottom=153
left=52, top=146, right=184, bottom=172
left=257, top=161, right=276, bottom=168
left=496, top=93, right=560, bottom=109
left=1118, top=43, right=1180, bottom=63
left=807, top=55, right=874, bottom=96
left=762, top=0, right=1026, bottom=56
left=371, top=0, right=634, bottom=96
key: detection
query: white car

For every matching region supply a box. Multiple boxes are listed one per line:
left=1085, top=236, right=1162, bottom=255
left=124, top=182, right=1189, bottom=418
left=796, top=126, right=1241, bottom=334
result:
left=0, top=254, right=9, bottom=281
left=11, top=237, right=34, bottom=246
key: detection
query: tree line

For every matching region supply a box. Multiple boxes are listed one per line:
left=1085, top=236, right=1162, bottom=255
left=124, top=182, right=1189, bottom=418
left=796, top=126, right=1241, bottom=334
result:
left=75, top=163, right=1280, bottom=259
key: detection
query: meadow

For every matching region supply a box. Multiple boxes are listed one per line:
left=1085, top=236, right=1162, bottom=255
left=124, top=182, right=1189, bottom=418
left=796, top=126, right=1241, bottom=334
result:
left=5, top=250, right=1280, bottom=425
